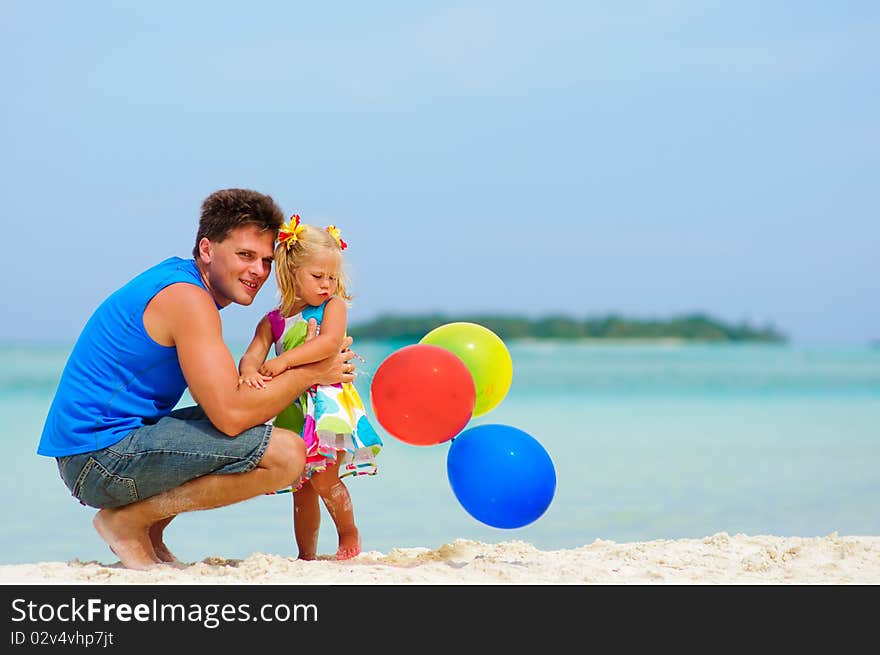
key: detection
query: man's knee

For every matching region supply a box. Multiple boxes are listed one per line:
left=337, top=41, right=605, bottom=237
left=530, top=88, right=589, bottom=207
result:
left=262, top=428, right=306, bottom=481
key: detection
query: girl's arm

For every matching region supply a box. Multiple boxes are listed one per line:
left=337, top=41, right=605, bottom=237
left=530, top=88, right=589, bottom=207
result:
left=238, top=315, right=274, bottom=388
left=260, top=298, right=348, bottom=375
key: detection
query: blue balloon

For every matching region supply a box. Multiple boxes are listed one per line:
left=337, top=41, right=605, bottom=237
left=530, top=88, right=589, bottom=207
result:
left=446, top=424, right=556, bottom=529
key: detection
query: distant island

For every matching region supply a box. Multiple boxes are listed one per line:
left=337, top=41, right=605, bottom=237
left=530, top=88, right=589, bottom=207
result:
left=348, top=313, right=786, bottom=343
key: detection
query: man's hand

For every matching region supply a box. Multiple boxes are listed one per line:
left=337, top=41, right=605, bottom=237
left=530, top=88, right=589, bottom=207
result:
left=303, top=316, right=358, bottom=383
left=303, top=317, right=319, bottom=342
left=311, top=342, right=357, bottom=386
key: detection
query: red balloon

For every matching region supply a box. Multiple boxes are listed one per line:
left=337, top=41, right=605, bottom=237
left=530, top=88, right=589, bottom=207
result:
left=370, top=344, right=476, bottom=446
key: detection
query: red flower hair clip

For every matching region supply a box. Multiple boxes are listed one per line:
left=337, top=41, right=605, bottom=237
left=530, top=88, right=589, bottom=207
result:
left=326, top=225, right=348, bottom=250
left=278, top=214, right=305, bottom=250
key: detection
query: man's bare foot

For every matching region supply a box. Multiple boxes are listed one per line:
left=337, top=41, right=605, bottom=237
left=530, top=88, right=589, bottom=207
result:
left=297, top=552, right=317, bottom=561
left=336, top=528, right=361, bottom=561
left=148, top=523, right=184, bottom=566
left=93, top=509, right=162, bottom=570
left=154, top=543, right=187, bottom=569
left=152, top=543, right=181, bottom=564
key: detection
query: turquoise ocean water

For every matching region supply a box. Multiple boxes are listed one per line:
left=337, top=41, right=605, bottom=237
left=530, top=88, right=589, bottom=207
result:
left=1, top=340, right=878, bottom=565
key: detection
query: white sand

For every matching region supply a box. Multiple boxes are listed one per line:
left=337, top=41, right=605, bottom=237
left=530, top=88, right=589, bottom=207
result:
left=2, top=532, right=879, bottom=585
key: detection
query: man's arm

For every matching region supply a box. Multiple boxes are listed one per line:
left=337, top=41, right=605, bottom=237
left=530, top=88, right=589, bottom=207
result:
left=146, top=283, right=354, bottom=436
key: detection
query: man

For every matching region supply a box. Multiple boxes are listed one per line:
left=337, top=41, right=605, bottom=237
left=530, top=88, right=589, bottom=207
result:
left=38, top=188, right=357, bottom=570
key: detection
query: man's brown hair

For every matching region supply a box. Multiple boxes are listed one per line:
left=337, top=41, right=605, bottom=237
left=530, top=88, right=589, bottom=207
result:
left=193, top=188, right=285, bottom=257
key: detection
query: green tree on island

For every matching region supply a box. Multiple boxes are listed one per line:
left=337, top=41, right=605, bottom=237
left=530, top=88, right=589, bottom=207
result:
left=348, top=313, right=785, bottom=343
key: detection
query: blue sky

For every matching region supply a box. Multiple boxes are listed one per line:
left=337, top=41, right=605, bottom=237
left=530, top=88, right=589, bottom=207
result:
left=1, top=1, right=877, bottom=344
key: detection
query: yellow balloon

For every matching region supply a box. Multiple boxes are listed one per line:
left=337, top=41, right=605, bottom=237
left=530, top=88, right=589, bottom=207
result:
left=420, top=322, right=513, bottom=417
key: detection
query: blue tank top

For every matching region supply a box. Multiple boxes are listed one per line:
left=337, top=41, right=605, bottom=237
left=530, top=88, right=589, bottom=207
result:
left=38, top=257, right=214, bottom=456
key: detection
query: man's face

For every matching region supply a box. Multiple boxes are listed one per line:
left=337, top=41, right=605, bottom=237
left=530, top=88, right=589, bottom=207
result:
left=199, top=224, right=276, bottom=307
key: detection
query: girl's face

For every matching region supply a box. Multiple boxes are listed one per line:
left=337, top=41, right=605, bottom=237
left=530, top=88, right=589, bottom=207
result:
left=295, top=251, right=341, bottom=307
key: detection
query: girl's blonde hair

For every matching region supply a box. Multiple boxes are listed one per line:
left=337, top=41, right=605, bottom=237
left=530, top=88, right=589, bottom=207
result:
left=274, top=223, right=352, bottom=317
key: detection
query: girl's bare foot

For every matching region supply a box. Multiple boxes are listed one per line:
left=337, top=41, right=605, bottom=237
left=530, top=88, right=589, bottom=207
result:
left=93, top=509, right=162, bottom=570
left=336, top=528, right=361, bottom=560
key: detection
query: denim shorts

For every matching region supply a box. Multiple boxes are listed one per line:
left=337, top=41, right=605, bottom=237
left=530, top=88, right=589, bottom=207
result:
left=55, top=406, right=273, bottom=509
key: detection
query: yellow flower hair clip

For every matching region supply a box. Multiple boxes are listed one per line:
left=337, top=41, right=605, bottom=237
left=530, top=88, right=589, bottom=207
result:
left=278, top=214, right=306, bottom=250
left=326, top=225, right=348, bottom=250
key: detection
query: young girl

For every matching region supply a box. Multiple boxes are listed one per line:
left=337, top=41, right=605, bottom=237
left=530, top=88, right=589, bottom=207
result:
left=238, top=215, right=382, bottom=561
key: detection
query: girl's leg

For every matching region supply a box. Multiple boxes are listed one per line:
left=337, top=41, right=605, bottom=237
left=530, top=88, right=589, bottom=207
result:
left=292, top=480, right=321, bottom=560
left=309, top=454, right=361, bottom=560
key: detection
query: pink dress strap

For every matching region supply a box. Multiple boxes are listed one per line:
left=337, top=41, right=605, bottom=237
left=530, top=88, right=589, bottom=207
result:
left=267, top=309, right=286, bottom=342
